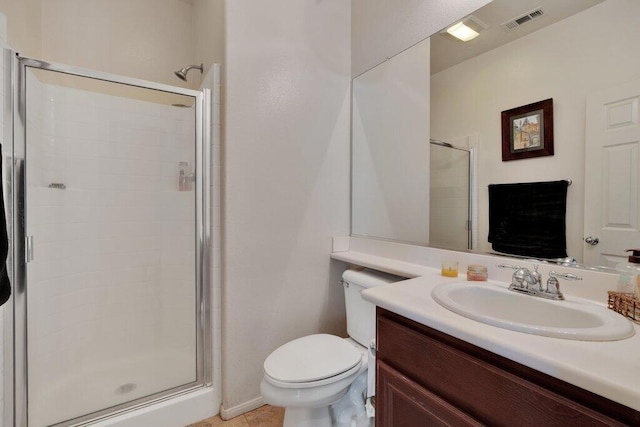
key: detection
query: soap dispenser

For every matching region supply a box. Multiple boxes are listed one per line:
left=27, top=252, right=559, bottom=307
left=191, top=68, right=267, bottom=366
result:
left=615, top=249, right=640, bottom=297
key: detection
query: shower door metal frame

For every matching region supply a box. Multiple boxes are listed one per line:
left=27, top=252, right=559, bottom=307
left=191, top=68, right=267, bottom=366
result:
left=6, top=49, right=212, bottom=427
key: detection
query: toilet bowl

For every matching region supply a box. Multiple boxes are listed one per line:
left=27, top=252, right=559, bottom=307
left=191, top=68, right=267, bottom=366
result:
left=260, top=335, right=368, bottom=426
left=260, top=269, right=404, bottom=427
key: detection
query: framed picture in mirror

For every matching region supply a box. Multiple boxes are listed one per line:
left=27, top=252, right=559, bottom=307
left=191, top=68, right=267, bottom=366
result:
left=501, top=98, right=554, bottom=161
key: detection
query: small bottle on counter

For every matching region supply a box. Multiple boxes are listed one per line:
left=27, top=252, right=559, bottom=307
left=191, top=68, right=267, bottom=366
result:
left=441, top=261, right=459, bottom=277
left=467, top=264, right=488, bottom=281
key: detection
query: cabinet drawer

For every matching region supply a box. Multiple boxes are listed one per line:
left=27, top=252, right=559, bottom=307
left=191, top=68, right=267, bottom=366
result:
left=377, top=308, right=636, bottom=426
left=377, top=360, right=483, bottom=427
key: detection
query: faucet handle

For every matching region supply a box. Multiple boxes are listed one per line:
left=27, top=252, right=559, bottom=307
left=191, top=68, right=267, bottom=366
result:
left=545, top=276, right=564, bottom=300
left=544, top=271, right=582, bottom=300
left=496, top=263, right=519, bottom=270
left=549, top=271, right=582, bottom=281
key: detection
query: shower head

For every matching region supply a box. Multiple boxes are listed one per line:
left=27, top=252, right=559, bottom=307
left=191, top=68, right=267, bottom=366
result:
left=174, top=64, right=203, bottom=82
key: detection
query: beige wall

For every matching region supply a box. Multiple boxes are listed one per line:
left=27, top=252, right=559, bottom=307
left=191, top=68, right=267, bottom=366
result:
left=223, top=0, right=351, bottom=412
left=431, top=0, right=640, bottom=262
left=351, top=0, right=492, bottom=77
left=194, top=0, right=225, bottom=77
left=0, top=0, right=228, bottom=89
left=0, top=0, right=222, bottom=89
left=0, top=0, right=41, bottom=56
left=40, top=0, right=196, bottom=88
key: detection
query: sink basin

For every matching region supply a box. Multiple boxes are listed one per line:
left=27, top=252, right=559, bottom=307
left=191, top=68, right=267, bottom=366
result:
left=431, top=282, right=634, bottom=341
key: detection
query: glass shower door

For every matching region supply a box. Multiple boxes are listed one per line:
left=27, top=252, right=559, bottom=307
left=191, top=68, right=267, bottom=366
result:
left=429, top=143, right=471, bottom=251
left=17, top=60, right=208, bottom=426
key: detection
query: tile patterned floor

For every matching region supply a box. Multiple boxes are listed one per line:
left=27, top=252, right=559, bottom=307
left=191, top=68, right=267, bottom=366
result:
left=188, top=405, right=284, bottom=427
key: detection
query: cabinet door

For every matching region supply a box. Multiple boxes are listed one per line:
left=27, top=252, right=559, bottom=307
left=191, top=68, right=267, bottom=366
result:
left=377, top=360, right=483, bottom=427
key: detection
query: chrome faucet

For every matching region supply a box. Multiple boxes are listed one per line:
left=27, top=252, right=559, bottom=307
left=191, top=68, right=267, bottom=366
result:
left=497, top=264, right=582, bottom=300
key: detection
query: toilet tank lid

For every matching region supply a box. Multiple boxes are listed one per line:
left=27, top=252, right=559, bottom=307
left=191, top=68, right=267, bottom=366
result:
left=264, top=334, right=361, bottom=383
left=342, top=268, right=405, bottom=289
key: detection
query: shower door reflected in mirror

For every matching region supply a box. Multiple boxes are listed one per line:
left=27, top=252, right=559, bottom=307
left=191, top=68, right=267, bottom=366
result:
left=429, top=141, right=472, bottom=251
left=21, top=62, right=207, bottom=426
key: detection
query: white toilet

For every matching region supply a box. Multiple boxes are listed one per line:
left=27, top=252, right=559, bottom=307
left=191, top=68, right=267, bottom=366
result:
left=260, top=268, right=402, bottom=427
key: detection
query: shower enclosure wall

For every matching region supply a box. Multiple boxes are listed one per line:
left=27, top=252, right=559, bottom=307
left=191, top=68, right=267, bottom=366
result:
left=4, top=50, right=213, bottom=426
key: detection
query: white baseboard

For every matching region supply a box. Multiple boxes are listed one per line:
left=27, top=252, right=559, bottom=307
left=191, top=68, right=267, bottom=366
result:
left=220, top=396, right=265, bottom=420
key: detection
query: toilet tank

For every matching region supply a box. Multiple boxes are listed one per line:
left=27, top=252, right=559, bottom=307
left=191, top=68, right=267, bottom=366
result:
left=342, top=268, right=405, bottom=347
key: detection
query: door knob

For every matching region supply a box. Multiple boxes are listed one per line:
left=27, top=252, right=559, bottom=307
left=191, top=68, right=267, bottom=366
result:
left=584, top=236, right=599, bottom=246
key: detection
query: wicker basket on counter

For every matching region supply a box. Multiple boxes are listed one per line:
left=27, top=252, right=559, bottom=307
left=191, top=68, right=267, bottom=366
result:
left=608, top=291, right=640, bottom=323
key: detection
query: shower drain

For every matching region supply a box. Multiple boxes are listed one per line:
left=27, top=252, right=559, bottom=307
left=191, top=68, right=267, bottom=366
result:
left=115, top=383, right=137, bottom=394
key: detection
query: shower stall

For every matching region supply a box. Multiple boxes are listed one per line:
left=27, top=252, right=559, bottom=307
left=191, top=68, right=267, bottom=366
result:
left=3, top=50, right=213, bottom=426
left=429, top=139, right=473, bottom=251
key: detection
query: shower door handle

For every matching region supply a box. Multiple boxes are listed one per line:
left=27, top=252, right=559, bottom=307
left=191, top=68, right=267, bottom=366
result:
left=25, top=235, right=34, bottom=262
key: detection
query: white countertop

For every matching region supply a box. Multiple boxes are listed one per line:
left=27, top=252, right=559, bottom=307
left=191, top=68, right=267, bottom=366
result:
left=332, top=245, right=640, bottom=412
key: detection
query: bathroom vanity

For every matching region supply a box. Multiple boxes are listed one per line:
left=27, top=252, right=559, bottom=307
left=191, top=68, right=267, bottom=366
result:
left=376, top=308, right=639, bottom=426
left=331, top=237, right=640, bottom=426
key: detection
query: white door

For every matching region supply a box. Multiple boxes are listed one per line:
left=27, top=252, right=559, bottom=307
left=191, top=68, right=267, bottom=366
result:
left=584, top=79, right=640, bottom=267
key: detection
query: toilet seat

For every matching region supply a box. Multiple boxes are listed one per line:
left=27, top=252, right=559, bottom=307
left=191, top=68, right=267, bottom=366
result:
left=264, top=334, right=364, bottom=389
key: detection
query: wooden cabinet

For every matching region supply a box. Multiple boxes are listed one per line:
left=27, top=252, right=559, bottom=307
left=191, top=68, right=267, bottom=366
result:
left=376, top=308, right=640, bottom=427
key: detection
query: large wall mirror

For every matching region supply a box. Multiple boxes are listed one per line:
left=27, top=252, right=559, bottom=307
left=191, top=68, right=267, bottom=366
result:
left=351, top=0, right=640, bottom=269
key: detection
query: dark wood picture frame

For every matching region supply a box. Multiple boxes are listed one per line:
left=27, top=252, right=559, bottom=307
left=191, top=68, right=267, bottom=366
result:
left=501, top=98, right=554, bottom=161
